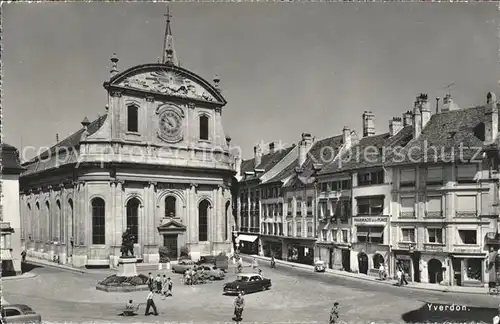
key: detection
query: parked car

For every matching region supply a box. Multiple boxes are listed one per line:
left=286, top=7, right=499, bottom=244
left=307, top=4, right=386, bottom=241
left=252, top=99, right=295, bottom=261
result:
left=314, top=260, right=326, bottom=273
left=223, top=273, right=271, bottom=295
left=1, top=304, right=41, bottom=324
left=198, top=263, right=225, bottom=280
left=196, top=255, right=229, bottom=272
left=171, top=259, right=195, bottom=274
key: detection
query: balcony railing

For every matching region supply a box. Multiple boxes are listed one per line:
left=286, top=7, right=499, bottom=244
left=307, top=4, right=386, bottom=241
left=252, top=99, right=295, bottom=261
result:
left=400, top=212, right=416, bottom=218
left=425, top=211, right=443, bottom=218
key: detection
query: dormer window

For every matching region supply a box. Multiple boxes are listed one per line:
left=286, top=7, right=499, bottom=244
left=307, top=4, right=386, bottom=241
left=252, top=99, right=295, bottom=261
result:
left=199, top=115, right=209, bottom=140
left=127, top=105, right=139, bottom=132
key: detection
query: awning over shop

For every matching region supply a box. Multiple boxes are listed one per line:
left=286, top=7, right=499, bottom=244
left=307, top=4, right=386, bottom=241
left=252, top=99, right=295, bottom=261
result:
left=452, top=254, right=486, bottom=259
left=0, top=248, right=13, bottom=260
left=237, top=234, right=258, bottom=242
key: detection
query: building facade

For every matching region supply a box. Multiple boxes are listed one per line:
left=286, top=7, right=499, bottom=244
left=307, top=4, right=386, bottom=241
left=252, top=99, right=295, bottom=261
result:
left=1, top=143, right=25, bottom=276
left=389, top=93, right=500, bottom=287
left=19, top=12, right=236, bottom=267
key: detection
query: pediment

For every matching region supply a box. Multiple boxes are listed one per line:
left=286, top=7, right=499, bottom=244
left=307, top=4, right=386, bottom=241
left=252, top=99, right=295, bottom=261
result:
left=107, top=64, right=226, bottom=105
left=157, top=218, right=187, bottom=232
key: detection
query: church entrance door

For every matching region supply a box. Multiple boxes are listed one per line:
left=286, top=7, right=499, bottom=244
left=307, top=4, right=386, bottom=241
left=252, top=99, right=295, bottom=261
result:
left=163, top=234, right=178, bottom=260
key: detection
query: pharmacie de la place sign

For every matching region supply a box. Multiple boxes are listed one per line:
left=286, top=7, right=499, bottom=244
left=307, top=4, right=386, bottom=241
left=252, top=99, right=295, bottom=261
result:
left=353, top=216, right=389, bottom=224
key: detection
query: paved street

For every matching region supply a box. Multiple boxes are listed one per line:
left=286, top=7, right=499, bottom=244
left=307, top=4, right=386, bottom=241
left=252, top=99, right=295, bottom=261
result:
left=3, top=263, right=500, bottom=323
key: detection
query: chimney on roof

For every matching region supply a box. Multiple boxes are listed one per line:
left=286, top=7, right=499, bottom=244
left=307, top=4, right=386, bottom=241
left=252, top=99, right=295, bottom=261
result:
left=268, top=141, right=281, bottom=154
left=254, top=144, right=263, bottom=167
left=403, top=111, right=413, bottom=126
left=56, top=133, right=59, bottom=143
left=81, top=117, right=90, bottom=129
left=342, top=126, right=351, bottom=148
left=234, top=155, right=242, bottom=179
left=435, top=97, right=440, bottom=114
left=485, top=92, right=498, bottom=143
left=441, top=94, right=460, bottom=112
left=362, top=111, right=375, bottom=137
left=418, top=93, right=432, bottom=129
left=389, top=117, right=403, bottom=137
left=298, top=133, right=314, bottom=167
left=413, top=98, right=422, bottom=139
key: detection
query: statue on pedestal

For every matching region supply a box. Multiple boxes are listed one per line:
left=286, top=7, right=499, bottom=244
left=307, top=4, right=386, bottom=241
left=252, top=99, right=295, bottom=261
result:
left=120, top=228, right=135, bottom=257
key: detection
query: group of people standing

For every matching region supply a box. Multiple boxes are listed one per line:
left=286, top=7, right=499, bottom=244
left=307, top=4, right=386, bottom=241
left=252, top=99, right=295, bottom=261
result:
left=147, top=273, right=173, bottom=297
left=395, top=262, right=409, bottom=286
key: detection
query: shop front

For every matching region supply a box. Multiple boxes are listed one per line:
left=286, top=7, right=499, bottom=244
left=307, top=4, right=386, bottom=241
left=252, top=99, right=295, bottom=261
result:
left=315, top=242, right=334, bottom=269
left=392, top=243, right=421, bottom=282
left=419, top=244, right=449, bottom=284
left=236, top=234, right=260, bottom=255
left=285, top=238, right=315, bottom=266
left=451, top=248, right=487, bottom=287
left=351, top=242, right=389, bottom=276
left=261, top=235, right=284, bottom=260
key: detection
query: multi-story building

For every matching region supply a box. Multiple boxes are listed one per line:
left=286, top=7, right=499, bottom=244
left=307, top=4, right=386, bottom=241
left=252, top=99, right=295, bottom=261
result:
left=237, top=143, right=297, bottom=255
left=1, top=143, right=25, bottom=276
left=389, top=92, right=500, bottom=287
left=317, top=110, right=413, bottom=274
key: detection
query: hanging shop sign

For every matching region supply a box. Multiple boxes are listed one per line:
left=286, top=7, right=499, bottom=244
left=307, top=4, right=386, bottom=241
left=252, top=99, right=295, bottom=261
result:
left=353, top=217, right=388, bottom=225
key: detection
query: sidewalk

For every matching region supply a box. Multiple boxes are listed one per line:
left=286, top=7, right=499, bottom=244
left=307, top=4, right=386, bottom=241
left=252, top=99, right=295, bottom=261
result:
left=1, top=272, right=37, bottom=281
left=242, top=254, right=489, bottom=295
left=25, top=256, right=112, bottom=275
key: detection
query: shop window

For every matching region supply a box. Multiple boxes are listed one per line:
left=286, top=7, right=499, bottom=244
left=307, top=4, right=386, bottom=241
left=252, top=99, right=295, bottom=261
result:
left=356, top=196, right=384, bottom=215
left=458, top=230, right=477, bottom=245
left=426, top=167, right=443, bottom=185
left=427, top=228, right=443, bottom=244
left=466, top=259, right=482, bottom=281
left=401, top=228, right=415, bottom=242
left=322, top=229, right=328, bottom=241
left=357, top=170, right=384, bottom=186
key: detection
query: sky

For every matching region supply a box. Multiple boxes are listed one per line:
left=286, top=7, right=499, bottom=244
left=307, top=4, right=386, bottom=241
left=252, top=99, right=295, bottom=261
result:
left=3, top=2, right=500, bottom=161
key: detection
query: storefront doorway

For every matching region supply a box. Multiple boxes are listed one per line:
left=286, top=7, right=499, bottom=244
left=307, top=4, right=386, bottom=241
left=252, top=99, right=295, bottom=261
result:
left=373, top=253, right=384, bottom=269
left=428, top=258, right=443, bottom=284
left=342, top=250, right=350, bottom=271
left=358, top=252, right=368, bottom=274
left=163, top=234, right=178, bottom=260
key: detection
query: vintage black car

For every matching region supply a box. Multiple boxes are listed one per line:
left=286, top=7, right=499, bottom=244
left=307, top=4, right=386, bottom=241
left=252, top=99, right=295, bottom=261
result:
left=223, top=273, right=272, bottom=294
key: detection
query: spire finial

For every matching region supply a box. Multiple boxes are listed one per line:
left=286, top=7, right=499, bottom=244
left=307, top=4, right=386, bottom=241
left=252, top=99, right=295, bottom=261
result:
left=110, top=53, right=119, bottom=77
left=162, top=4, right=178, bottom=65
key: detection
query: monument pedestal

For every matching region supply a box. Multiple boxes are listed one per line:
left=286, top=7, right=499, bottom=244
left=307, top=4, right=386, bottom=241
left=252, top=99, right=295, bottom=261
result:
left=117, top=257, right=138, bottom=277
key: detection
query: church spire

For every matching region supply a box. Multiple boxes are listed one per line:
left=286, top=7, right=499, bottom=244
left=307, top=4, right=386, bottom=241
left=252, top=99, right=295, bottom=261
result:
left=162, top=5, right=178, bottom=65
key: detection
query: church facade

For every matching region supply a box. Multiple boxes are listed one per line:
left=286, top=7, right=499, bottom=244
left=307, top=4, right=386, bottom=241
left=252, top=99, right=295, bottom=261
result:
left=19, top=11, right=236, bottom=267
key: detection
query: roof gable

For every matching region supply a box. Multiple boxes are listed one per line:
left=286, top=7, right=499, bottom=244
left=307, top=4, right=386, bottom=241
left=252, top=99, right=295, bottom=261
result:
left=240, top=145, right=295, bottom=181
left=107, top=64, right=225, bottom=105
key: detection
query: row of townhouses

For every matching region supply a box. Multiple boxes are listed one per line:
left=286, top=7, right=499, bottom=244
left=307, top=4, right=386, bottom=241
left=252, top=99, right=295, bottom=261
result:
left=235, top=91, right=500, bottom=288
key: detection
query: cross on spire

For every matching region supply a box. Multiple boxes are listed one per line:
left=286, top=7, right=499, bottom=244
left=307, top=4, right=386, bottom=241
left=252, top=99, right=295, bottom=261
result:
left=161, top=4, right=178, bottom=65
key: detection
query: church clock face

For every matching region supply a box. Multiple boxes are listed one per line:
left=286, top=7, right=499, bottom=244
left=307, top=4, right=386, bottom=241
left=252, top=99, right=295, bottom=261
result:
left=158, top=110, right=183, bottom=143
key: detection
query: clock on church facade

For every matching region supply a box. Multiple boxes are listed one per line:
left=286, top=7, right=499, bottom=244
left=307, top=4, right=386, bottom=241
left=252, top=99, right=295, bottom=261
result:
left=18, top=10, right=237, bottom=268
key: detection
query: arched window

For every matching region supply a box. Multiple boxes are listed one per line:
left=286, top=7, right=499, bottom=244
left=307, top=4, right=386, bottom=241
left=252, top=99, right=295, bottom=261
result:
left=56, top=200, right=62, bottom=242
left=126, top=198, right=140, bottom=244
left=199, top=200, right=210, bottom=242
left=199, top=115, right=209, bottom=141
left=127, top=105, right=139, bottom=132
left=91, top=198, right=106, bottom=245
left=46, top=201, right=51, bottom=242
left=165, top=196, right=176, bottom=218
left=35, top=202, right=40, bottom=241
left=225, top=201, right=230, bottom=241
left=68, top=199, right=74, bottom=243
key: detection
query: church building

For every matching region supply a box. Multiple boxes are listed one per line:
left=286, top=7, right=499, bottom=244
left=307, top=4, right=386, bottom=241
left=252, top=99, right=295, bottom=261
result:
left=19, top=8, right=236, bottom=268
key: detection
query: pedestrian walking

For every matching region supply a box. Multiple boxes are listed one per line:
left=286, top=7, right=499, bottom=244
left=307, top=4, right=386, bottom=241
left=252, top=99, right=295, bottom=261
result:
left=378, top=264, right=385, bottom=280
left=155, top=274, right=162, bottom=293
left=329, top=302, right=339, bottom=324
left=21, top=250, right=26, bottom=263
left=233, top=292, right=245, bottom=322
left=270, top=255, right=275, bottom=268
left=144, top=289, right=159, bottom=316
left=161, top=275, right=168, bottom=298
left=396, top=268, right=402, bottom=286
left=252, top=257, right=258, bottom=270
left=401, top=267, right=409, bottom=285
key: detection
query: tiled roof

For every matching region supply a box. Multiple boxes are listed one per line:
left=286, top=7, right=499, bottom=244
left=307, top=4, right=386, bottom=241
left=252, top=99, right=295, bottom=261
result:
left=283, top=134, right=344, bottom=186
left=319, top=126, right=413, bottom=175
left=1, top=143, right=24, bottom=174
left=264, top=158, right=297, bottom=184
left=22, top=115, right=107, bottom=175
left=240, top=145, right=295, bottom=182
left=387, top=107, right=490, bottom=166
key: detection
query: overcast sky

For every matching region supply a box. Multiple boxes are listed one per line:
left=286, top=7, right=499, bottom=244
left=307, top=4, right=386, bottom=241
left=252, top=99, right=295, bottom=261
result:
left=3, top=2, right=499, bottom=160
